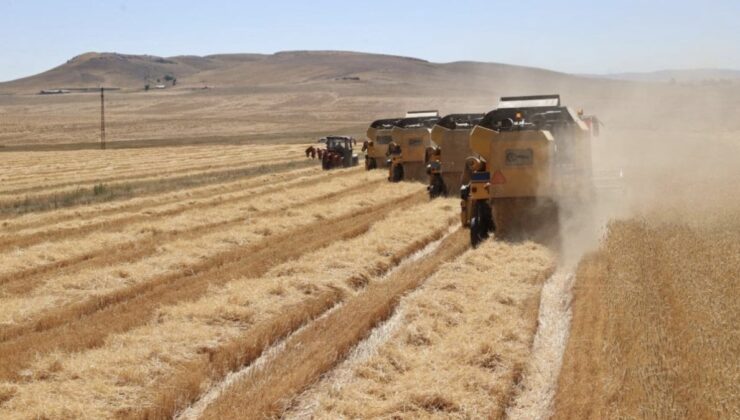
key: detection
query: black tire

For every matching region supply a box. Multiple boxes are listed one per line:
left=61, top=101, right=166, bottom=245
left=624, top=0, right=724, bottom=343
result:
left=365, top=157, right=377, bottom=170
left=391, top=164, right=403, bottom=183
left=470, top=201, right=493, bottom=247
left=428, top=174, right=446, bottom=199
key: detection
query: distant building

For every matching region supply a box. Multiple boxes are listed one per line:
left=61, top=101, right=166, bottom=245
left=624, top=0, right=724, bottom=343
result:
left=155, top=84, right=166, bottom=89
left=39, top=89, right=70, bottom=95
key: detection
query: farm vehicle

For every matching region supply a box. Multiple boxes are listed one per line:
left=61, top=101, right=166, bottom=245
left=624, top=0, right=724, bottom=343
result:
left=311, top=136, right=359, bottom=170
left=364, top=118, right=399, bottom=170
left=387, top=111, right=440, bottom=183
left=460, top=95, right=598, bottom=246
left=427, top=113, right=485, bottom=198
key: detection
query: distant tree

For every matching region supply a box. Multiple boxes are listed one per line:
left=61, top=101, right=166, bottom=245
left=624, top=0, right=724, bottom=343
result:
left=156, top=78, right=161, bottom=83
left=144, top=84, right=150, bottom=91
left=172, top=78, right=177, bottom=86
left=163, top=74, right=175, bottom=82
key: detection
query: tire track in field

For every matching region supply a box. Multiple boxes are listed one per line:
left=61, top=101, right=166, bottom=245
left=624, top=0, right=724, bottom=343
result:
left=0, top=166, right=331, bottom=251
left=194, top=229, right=469, bottom=420
left=0, top=191, right=426, bottom=382
left=145, top=227, right=462, bottom=420
left=0, top=153, right=299, bottom=197
left=0, top=166, right=323, bottom=235
left=0, top=177, right=384, bottom=296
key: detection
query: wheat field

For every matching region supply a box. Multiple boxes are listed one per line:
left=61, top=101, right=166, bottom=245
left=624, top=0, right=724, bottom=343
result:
left=553, top=183, right=740, bottom=419
left=0, top=142, right=563, bottom=419
left=1, top=130, right=738, bottom=419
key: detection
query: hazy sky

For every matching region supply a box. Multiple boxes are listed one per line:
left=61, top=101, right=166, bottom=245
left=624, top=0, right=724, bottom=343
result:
left=1, top=0, right=738, bottom=82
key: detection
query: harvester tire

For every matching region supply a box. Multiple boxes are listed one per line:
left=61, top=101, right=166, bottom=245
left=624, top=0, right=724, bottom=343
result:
left=365, top=157, right=377, bottom=171
left=428, top=174, right=446, bottom=199
left=470, top=200, right=493, bottom=247
left=391, top=164, right=404, bottom=183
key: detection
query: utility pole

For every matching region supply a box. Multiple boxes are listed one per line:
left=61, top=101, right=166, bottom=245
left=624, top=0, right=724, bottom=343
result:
left=100, top=87, right=106, bottom=150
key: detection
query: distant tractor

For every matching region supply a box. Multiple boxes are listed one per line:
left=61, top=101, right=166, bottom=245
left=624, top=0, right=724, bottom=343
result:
left=364, top=118, right=399, bottom=170
left=387, top=111, right=440, bottom=183
left=427, top=113, right=485, bottom=199
left=319, top=136, right=359, bottom=170
left=461, top=95, right=598, bottom=246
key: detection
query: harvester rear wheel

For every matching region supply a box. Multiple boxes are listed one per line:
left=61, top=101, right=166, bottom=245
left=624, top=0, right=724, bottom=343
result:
left=391, top=164, right=404, bottom=183
left=428, top=174, right=446, bottom=199
left=365, top=157, right=377, bottom=171
left=470, top=200, right=493, bottom=247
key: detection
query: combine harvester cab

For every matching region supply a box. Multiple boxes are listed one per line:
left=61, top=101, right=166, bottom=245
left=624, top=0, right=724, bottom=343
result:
left=427, top=113, right=485, bottom=199
left=364, top=118, right=399, bottom=170
left=319, top=136, right=360, bottom=170
left=387, top=111, right=441, bottom=183
left=461, top=95, right=597, bottom=246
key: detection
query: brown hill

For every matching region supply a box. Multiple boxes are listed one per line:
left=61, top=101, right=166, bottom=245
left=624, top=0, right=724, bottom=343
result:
left=0, top=50, right=588, bottom=94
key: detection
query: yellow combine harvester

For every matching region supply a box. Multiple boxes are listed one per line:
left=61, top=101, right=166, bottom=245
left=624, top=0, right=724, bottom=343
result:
left=387, top=111, right=440, bottom=182
left=427, top=113, right=485, bottom=198
left=364, top=118, right=399, bottom=170
left=461, top=95, right=598, bottom=246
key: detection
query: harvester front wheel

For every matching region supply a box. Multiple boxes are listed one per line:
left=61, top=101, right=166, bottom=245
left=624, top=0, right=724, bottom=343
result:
left=470, top=200, right=493, bottom=247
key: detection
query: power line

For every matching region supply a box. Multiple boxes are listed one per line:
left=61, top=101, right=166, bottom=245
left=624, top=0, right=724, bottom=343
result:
left=100, top=87, right=106, bottom=150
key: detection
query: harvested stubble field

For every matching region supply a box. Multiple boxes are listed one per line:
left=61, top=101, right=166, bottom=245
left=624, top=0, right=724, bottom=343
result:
left=0, top=143, right=564, bottom=420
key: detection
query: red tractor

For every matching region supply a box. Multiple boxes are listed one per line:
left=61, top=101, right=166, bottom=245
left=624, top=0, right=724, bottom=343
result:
left=319, top=136, right=359, bottom=170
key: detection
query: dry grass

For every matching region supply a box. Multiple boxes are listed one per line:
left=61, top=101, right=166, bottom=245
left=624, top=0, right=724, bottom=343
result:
left=554, top=214, right=740, bottom=418
left=0, top=185, right=426, bottom=383
left=0, top=156, right=311, bottom=215
left=0, top=144, right=302, bottom=192
left=0, top=167, right=373, bottom=292
left=0, top=166, right=328, bottom=251
left=198, top=228, right=469, bottom=419
left=0, top=199, right=458, bottom=419
left=285, top=238, right=555, bottom=419
left=0, top=175, right=383, bottom=327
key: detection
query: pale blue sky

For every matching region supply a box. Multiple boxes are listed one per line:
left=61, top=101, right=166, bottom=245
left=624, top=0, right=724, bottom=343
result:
left=1, top=0, right=738, bottom=82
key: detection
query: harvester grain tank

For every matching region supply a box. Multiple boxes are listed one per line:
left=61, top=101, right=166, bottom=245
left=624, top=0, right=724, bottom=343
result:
left=364, top=118, right=399, bottom=170
left=427, top=113, right=485, bottom=198
left=387, top=111, right=440, bottom=182
left=319, top=136, right=359, bottom=170
left=461, top=95, right=597, bottom=246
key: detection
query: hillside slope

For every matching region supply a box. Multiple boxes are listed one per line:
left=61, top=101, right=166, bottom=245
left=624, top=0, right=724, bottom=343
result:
left=0, top=51, right=579, bottom=93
